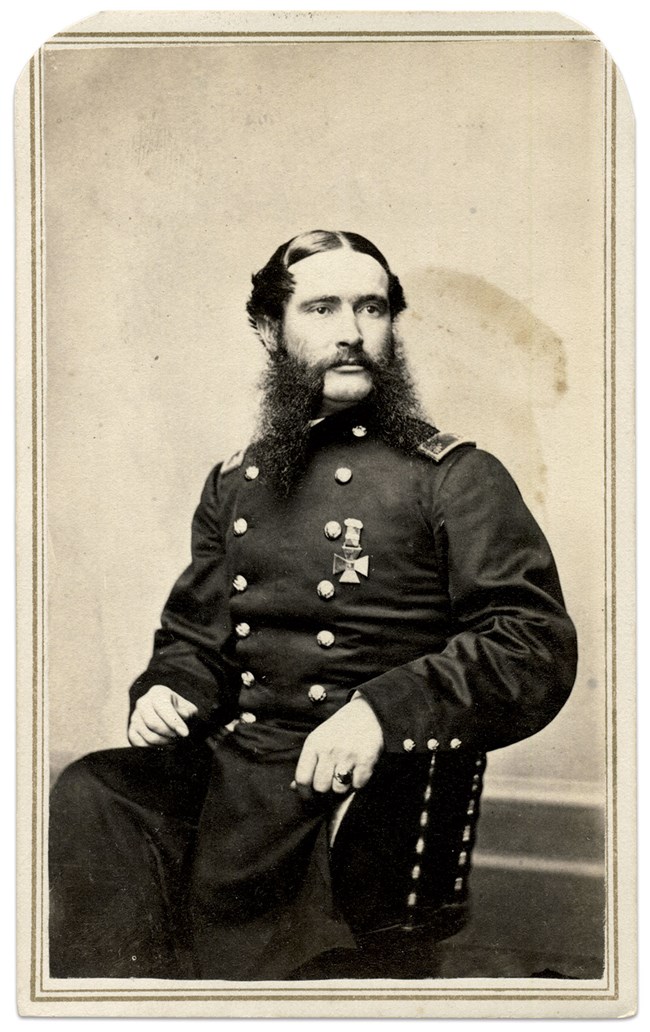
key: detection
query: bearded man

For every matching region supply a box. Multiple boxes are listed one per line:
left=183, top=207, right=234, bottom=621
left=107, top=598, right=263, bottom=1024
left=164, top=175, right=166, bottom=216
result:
left=49, top=230, right=578, bottom=981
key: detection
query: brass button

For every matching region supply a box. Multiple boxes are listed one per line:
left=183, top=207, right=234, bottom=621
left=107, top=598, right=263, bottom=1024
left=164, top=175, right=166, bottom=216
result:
left=324, top=520, right=342, bottom=540
left=241, top=671, right=255, bottom=687
left=317, top=579, right=335, bottom=600
left=308, top=684, right=327, bottom=703
left=240, top=711, right=256, bottom=724
left=244, top=465, right=259, bottom=481
left=352, top=425, right=367, bottom=438
left=335, top=467, right=352, bottom=484
left=454, top=877, right=464, bottom=892
left=458, top=851, right=468, bottom=867
left=233, top=518, right=248, bottom=536
left=427, top=738, right=439, bottom=752
left=232, top=575, right=248, bottom=592
left=403, top=738, right=416, bottom=752
left=450, top=737, right=462, bottom=749
left=235, top=622, right=250, bottom=638
left=316, top=630, right=335, bottom=648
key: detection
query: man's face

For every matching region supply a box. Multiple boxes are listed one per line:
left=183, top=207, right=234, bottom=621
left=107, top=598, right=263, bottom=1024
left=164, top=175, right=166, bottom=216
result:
left=279, top=248, right=393, bottom=416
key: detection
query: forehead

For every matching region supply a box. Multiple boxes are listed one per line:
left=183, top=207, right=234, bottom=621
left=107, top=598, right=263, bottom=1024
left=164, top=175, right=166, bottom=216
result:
left=288, top=248, right=389, bottom=302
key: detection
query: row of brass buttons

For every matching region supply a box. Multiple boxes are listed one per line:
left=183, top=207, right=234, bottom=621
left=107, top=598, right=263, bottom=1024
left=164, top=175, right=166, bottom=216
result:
left=402, top=736, right=463, bottom=753
left=239, top=669, right=330, bottom=704
left=235, top=622, right=334, bottom=649
left=235, top=467, right=256, bottom=716
left=234, top=434, right=364, bottom=719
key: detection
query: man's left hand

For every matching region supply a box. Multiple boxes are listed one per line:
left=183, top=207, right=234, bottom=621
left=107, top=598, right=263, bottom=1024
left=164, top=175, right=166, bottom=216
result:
left=292, top=696, right=384, bottom=798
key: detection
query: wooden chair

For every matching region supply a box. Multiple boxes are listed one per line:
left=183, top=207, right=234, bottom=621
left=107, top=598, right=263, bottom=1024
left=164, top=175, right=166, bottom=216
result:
left=327, top=748, right=486, bottom=977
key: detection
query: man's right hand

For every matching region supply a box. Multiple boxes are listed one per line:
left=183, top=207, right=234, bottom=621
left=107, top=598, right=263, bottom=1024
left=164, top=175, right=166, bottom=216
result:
left=128, top=684, right=198, bottom=747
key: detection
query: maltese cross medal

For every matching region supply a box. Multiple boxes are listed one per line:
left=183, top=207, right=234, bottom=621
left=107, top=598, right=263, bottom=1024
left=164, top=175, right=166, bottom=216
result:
left=333, top=518, right=370, bottom=584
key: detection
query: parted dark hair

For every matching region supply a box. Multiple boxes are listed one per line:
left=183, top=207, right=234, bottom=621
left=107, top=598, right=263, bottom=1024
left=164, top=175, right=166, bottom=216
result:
left=246, top=230, right=407, bottom=328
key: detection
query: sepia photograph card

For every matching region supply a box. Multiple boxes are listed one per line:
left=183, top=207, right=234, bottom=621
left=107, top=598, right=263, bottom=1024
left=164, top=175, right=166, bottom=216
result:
left=15, top=9, right=636, bottom=1018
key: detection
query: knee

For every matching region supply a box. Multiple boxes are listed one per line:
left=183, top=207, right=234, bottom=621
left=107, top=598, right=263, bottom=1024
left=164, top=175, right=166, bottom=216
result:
left=50, top=754, right=99, bottom=815
left=50, top=751, right=119, bottom=824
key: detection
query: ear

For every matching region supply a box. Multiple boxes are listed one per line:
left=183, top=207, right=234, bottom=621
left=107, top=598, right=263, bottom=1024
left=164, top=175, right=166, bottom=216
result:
left=256, top=316, right=280, bottom=353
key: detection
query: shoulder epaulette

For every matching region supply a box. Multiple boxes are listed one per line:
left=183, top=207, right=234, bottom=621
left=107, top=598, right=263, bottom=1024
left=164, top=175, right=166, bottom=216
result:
left=219, top=449, right=245, bottom=476
left=418, top=431, right=476, bottom=464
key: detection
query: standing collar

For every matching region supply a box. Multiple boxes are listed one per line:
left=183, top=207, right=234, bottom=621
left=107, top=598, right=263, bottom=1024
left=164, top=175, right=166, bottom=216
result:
left=307, top=403, right=374, bottom=441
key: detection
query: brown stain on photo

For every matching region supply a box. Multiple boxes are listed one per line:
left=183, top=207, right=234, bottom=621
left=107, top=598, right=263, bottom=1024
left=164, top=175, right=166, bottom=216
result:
left=422, top=267, right=567, bottom=393
left=403, top=267, right=569, bottom=511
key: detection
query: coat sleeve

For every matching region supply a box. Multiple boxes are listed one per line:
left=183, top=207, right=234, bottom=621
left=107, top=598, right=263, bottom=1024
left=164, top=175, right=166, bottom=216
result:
left=128, top=464, right=240, bottom=729
left=355, top=448, right=578, bottom=754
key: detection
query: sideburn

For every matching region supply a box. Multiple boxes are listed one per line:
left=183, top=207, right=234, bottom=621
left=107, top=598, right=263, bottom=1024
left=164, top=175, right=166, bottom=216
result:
left=255, top=350, right=325, bottom=497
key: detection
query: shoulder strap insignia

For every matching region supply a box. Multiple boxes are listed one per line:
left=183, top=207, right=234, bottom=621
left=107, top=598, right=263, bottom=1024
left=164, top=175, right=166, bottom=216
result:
left=418, top=431, right=476, bottom=463
left=220, top=449, right=245, bottom=476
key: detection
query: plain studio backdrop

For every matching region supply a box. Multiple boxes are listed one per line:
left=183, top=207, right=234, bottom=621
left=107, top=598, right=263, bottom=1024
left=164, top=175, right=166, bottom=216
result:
left=44, top=39, right=605, bottom=801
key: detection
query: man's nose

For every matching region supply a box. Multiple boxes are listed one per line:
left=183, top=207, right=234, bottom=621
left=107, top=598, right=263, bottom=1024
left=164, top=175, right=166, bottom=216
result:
left=336, top=307, right=363, bottom=348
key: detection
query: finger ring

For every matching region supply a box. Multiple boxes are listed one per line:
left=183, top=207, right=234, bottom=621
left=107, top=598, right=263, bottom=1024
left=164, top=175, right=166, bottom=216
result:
left=333, top=769, right=352, bottom=786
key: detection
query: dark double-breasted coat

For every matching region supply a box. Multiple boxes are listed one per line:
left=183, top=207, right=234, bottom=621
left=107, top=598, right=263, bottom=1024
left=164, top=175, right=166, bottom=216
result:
left=126, top=403, right=578, bottom=978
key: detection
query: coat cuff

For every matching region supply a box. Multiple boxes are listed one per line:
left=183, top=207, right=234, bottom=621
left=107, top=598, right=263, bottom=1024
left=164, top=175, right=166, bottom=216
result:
left=128, top=668, right=229, bottom=731
left=351, top=675, right=474, bottom=756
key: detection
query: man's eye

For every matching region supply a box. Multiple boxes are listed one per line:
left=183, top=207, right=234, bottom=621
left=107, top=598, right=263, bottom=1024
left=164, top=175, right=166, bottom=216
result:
left=363, top=304, right=383, bottom=316
left=313, top=306, right=331, bottom=315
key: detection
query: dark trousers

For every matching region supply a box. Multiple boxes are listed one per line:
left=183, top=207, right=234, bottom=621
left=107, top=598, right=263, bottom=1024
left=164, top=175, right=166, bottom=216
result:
left=49, top=742, right=213, bottom=978
left=49, top=739, right=352, bottom=980
left=49, top=743, right=446, bottom=980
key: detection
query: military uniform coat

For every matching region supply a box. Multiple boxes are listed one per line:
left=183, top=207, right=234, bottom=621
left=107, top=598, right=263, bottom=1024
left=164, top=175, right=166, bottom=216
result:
left=128, top=404, right=578, bottom=978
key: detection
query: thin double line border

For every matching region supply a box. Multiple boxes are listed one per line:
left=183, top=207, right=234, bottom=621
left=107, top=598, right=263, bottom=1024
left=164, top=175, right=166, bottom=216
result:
left=25, top=29, right=621, bottom=1007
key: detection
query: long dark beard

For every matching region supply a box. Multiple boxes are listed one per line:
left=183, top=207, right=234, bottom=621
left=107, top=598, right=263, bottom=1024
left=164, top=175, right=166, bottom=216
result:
left=256, top=335, right=427, bottom=497
left=255, top=350, right=325, bottom=498
left=363, top=342, right=428, bottom=453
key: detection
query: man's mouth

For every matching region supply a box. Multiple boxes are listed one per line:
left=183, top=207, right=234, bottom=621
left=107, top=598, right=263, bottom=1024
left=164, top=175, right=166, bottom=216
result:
left=329, top=358, right=373, bottom=371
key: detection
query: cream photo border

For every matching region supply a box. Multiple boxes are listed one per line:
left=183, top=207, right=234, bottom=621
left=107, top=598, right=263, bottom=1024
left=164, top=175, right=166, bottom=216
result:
left=15, top=9, right=636, bottom=1018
